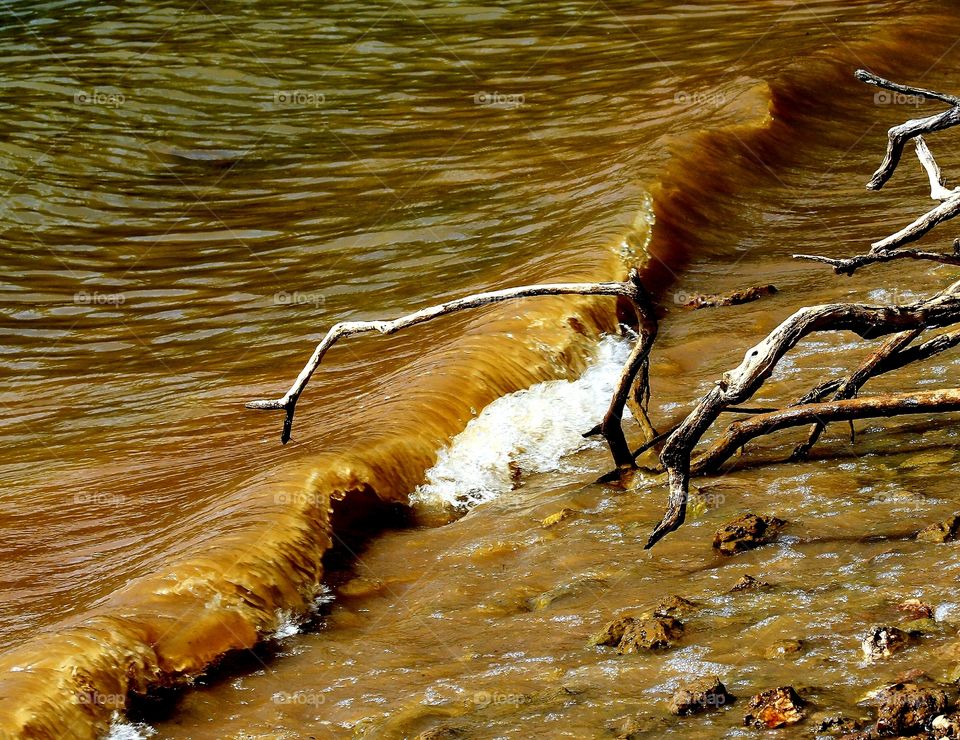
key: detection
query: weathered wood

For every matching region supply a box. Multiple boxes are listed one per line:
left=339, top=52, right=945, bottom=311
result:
left=855, top=70, right=960, bottom=191
left=694, top=388, right=960, bottom=475
left=646, top=290, right=960, bottom=549
left=789, top=328, right=922, bottom=461
left=248, top=270, right=656, bottom=469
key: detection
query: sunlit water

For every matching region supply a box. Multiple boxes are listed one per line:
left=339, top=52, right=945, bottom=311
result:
left=3, top=0, right=960, bottom=737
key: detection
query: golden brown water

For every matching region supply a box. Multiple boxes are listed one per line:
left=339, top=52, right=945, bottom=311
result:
left=3, top=0, right=960, bottom=737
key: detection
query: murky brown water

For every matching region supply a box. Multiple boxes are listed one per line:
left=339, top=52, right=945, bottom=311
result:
left=3, top=0, right=960, bottom=737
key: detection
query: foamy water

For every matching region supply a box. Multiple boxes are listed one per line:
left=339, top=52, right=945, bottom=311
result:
left=411, top=335, right=633, bottom=510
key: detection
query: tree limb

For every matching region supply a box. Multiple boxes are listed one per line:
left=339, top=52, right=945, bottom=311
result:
left=694, top=388, right=960, bottom=476
left=247, top=270, right=656, bottom=469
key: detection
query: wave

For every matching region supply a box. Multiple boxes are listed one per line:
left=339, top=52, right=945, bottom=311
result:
left=2, top=6, right=959, bottom=737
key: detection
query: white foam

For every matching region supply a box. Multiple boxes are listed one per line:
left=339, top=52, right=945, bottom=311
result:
left=105, top=713, right=156, bottom=740
left=411, top=335, right=632, bottom=511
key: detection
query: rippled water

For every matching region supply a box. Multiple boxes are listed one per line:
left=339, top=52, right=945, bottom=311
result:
left=3, top=0, right=960, bottom=737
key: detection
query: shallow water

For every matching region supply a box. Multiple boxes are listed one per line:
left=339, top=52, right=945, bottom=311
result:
left=4, top=0, right=960, bottom=737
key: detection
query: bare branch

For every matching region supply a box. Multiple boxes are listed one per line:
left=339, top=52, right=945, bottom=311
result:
left=854, top=70, right=960, bottom=191
left=870, top=192, right=960, bottom=251
left=248, top=271, right=656, bottom=469
left=855, top=69, right=960, bottom=108
left=789, top=328, right=921, bottom=461
left=793, top=246, right=960, bottom=276
left=915, top=136, right=959, bottom=201
left=645, top=290, right=960, bottom=549
left=694, top=388, right=960, bottom=475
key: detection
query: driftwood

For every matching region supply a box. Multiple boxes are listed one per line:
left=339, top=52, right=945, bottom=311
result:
left=643, top=71, right=960, bottom=548
left=249, top=69, right=960, bottom=552
left=248, top=269, right=657, bottom=469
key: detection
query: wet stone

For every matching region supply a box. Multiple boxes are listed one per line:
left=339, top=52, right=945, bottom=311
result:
left=416, top=728, right=466, bottom=740
left=873, top=682, right=950, bottom=737
left=899, top=599, right=935, bottom=620
left=653, top=595, right=698, bottom=618
left=668, top=676, right=735, bottom=716
left=763, top=638, right=804, bottom=659
left=604, top=711, right=670, bottom=738
left=618, top=616, right=684, bottom=653
left=743, top=686, right=806, bottom=729
left=541, top=508, right=578, bottom=528
left=917, top=515, right=960, bottom=543
left=590, top=615, right=684, bottom=652
left=714, top=514, right=786, bottom=555
left=862, top=626, right=913, bottom=660
left=812, top=713, right=867, bottom=736
left=730, top=574, right=772, bottom=592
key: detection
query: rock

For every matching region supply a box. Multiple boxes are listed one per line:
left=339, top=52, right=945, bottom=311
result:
left=743, top=686, right=806, bottom=729
left=527, top=576, right=607, bottom=611
left=730, top=574, right=772, bottom=592
left=873, top=682, right=949, bottom=736
left=618, top=616, right=684, bottom=653
left=862, top=626, right=913, bottom=660
left=590, top=616, right=637, bottom=647
left=604, top=711, right=670, bottom=738
left=763, top=639, right=804, bottom=659
left=932, top=712, right=960, bottom=738
left=338, top=577, right=385, bottom=598
left=901, top=618, right=940, bottom=636
left=812, top=713, right=866, bottom=736
left=714, top=514, right=786, bottom=555
left=668, top=676, right=735, bottom=715
left=590, top=615, right=684, bottom=652
left=654, top=595, right=698, bottom=618
left=898, top=598, right=934, bottom=619
left=417, top=728, right=465, bottom=740
left=541, top=508, right=578, bottom=528
left=917, top=515, right=960, bottom=543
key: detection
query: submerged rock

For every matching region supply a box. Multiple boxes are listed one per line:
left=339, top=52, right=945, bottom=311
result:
left=730, top=574, right=772, bottom=592
left=917, top=515, right=960, bottom=543
left=899, top=598, right=935, bottom=619
left=654, top=595, right=698, bottom=618
left=527, top=576, right=607, bottom=611
left=862, top=626, right=913, bottom=660
left=604, top=711, right=671, bottom=738
left=541, top=508, right=578, bottom=528
left=416, top=728, right=466, bottom=740
left=669, top=676, right=734, bottom=715
left=743, top=686, right=806, bottom=729
left=763, top=638, right=804, bottom=659
left=590, top=615, right=684, bottom=652
left=873, top=682, right=949, bottom=736
left=812, top=713, right=867, bottom=736
left=714, top=514, right=786, bottom=555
